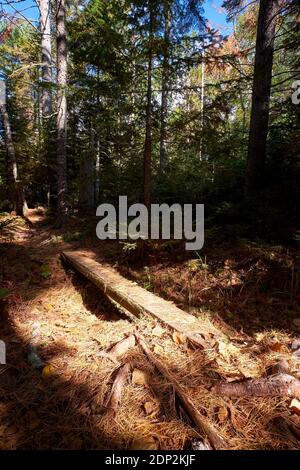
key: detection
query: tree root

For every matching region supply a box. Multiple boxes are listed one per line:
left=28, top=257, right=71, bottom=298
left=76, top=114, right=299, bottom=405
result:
left=214, top=373, right=300, bottom=400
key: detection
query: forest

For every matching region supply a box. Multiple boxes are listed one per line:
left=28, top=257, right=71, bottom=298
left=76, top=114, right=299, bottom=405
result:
left=0, top=0, right=300, bottom=453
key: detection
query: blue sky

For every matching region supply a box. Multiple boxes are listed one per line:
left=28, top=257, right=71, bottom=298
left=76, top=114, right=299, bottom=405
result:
left=203, top=0, right=232, bottom=34
left=1, top=0, right=232, bottom=35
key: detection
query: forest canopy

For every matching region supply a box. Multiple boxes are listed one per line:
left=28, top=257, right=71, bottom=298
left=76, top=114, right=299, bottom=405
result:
left=0, top=0, right=299, bottom=238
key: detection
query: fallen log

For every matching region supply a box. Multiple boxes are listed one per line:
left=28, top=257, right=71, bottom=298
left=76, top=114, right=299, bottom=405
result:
left=61, top=250, right=219, bottom=349
left=105, top=363, right=131, bottom=416
left=136, top=334, right=227, bottom=450
left=96, top=334, right=136, bottom=363
left=214, top=373, right=300, bottom=400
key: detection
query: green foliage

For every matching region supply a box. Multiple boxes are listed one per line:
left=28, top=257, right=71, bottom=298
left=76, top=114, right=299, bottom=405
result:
left=62, top=231, right=83, bottom=242
left=0, top=287, right=9, bottom=300
left=0, top=1, right=298, bottom=244
left=294, top=232, right=300, bottom=245
left=39, top=263, right=51, bottom=279
left=121, top=241, right=138, bottom=253
left=142, top=266, right=152, bottom=290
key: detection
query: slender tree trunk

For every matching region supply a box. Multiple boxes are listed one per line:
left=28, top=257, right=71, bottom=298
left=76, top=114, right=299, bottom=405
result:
left=94, top=65, right=101, bottom=205
left=143, top=4, right=154, bottom=209
left=79, top=123, right=95, bottom=213
left=38, top=0, right=54, bottom=207
left=79, top=155, right=94, bottom=213
left=130, top=57, right=136, bottom=126
left=159, top=0, right=170, bottom=173
left=95, top=135, right=100, bottom=204
left=0, top=102, right=28, bottom=216
left=199, top=48, right=205, bottom=161
left=56, top=0, right=68, bottom=224
left=245, top=0, right=280, bottom=196
left=38, top=0, right=52, bottom=118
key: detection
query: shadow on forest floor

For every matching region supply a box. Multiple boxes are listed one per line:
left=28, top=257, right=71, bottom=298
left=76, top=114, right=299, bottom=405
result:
left=82, top=236, right=300, bottom=337
left=0, top=216, right=138, bottom=449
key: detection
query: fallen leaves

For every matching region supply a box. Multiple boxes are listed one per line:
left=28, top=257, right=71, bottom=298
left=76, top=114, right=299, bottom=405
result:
left=270, top=341, right=283, bottom=352
left=290, top=398, right=300, bottom=416
left=131, top=436, right=158, bottom=450
left=132, top=369, right=149, bottom=387
left=152, top=324, right=164, bottom=337
left=217, top=405, right=229, bottom=423
left=153, top=345, right=164, bottom=355
left=172, top=331, right=186, bottom=345
left=143, top=400, right=159, bottom=417
left=42, top=364, right=54, bottom=378
left=217, top=340, right=240, bottom=362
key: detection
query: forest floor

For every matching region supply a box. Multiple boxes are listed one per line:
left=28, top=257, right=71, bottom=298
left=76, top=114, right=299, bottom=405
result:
left=1, top=209, right=300, bottom=450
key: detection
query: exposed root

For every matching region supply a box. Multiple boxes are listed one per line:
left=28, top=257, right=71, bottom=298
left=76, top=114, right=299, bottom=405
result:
left=96, top=335, right=136, bottom=364
left=136, top=334, right=227, bottom=450
left=214, top=373, right=300, bottom=400
left=105, top=363, right=131, bottom=417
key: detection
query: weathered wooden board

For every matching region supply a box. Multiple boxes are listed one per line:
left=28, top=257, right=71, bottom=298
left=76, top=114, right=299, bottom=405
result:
left=62, top=250, right=216, bottom=348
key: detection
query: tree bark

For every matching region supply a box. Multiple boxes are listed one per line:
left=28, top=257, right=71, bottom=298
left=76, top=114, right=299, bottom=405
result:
left=245, top=0, right=280, bottom=196
left=94, top=133, right=100, bottom=205
left=79, top=122, right=95, bottom=212
left=159, top=0, right=171, bottom=173
left=143, top=2, right=154, bottom=209
left=199, top=49, right=205, bottom=161
left=94, top=66, right=101, bottom=205
left=38, top=0, right=54, bottom=207
left=38, top=0, right=52, bottom=119
left=0, top=102, right=27, bottom=216
left=56, top=0, right=68, bottom=224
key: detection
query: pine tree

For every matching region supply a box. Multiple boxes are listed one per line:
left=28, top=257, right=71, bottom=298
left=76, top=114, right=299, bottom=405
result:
left=56, top=0, right=68, bottom=224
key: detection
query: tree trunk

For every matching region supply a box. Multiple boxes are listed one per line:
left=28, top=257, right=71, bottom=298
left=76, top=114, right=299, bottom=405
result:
left=245, top=0, right=280, bottom=196
left=0, top=102, right=27, bottom=216
left=79, top=155, right=94, bottom=213
left=56, top=0, right=68, bottom=224
left=199, top=48, right=205, bottom=161
left=94, top=66, right=101, bottom=205
left=38, top=0, right=54, bottom=207
left=38, top=0, right=52, bottom=119
left=94, top=134, right=100, bottom=205
left=143, top=3, right=154, bottom=209
left=79, top=123, right=95, bottom=213
left=159, top=1, right=170, bottom=173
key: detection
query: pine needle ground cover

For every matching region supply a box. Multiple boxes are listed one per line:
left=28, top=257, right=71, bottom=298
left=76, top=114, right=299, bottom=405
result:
left=0, top=211, right=300, bottom=450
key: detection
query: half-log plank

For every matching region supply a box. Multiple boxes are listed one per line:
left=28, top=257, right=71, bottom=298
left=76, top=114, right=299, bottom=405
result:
left=61, top=250, right=215, bottom=348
